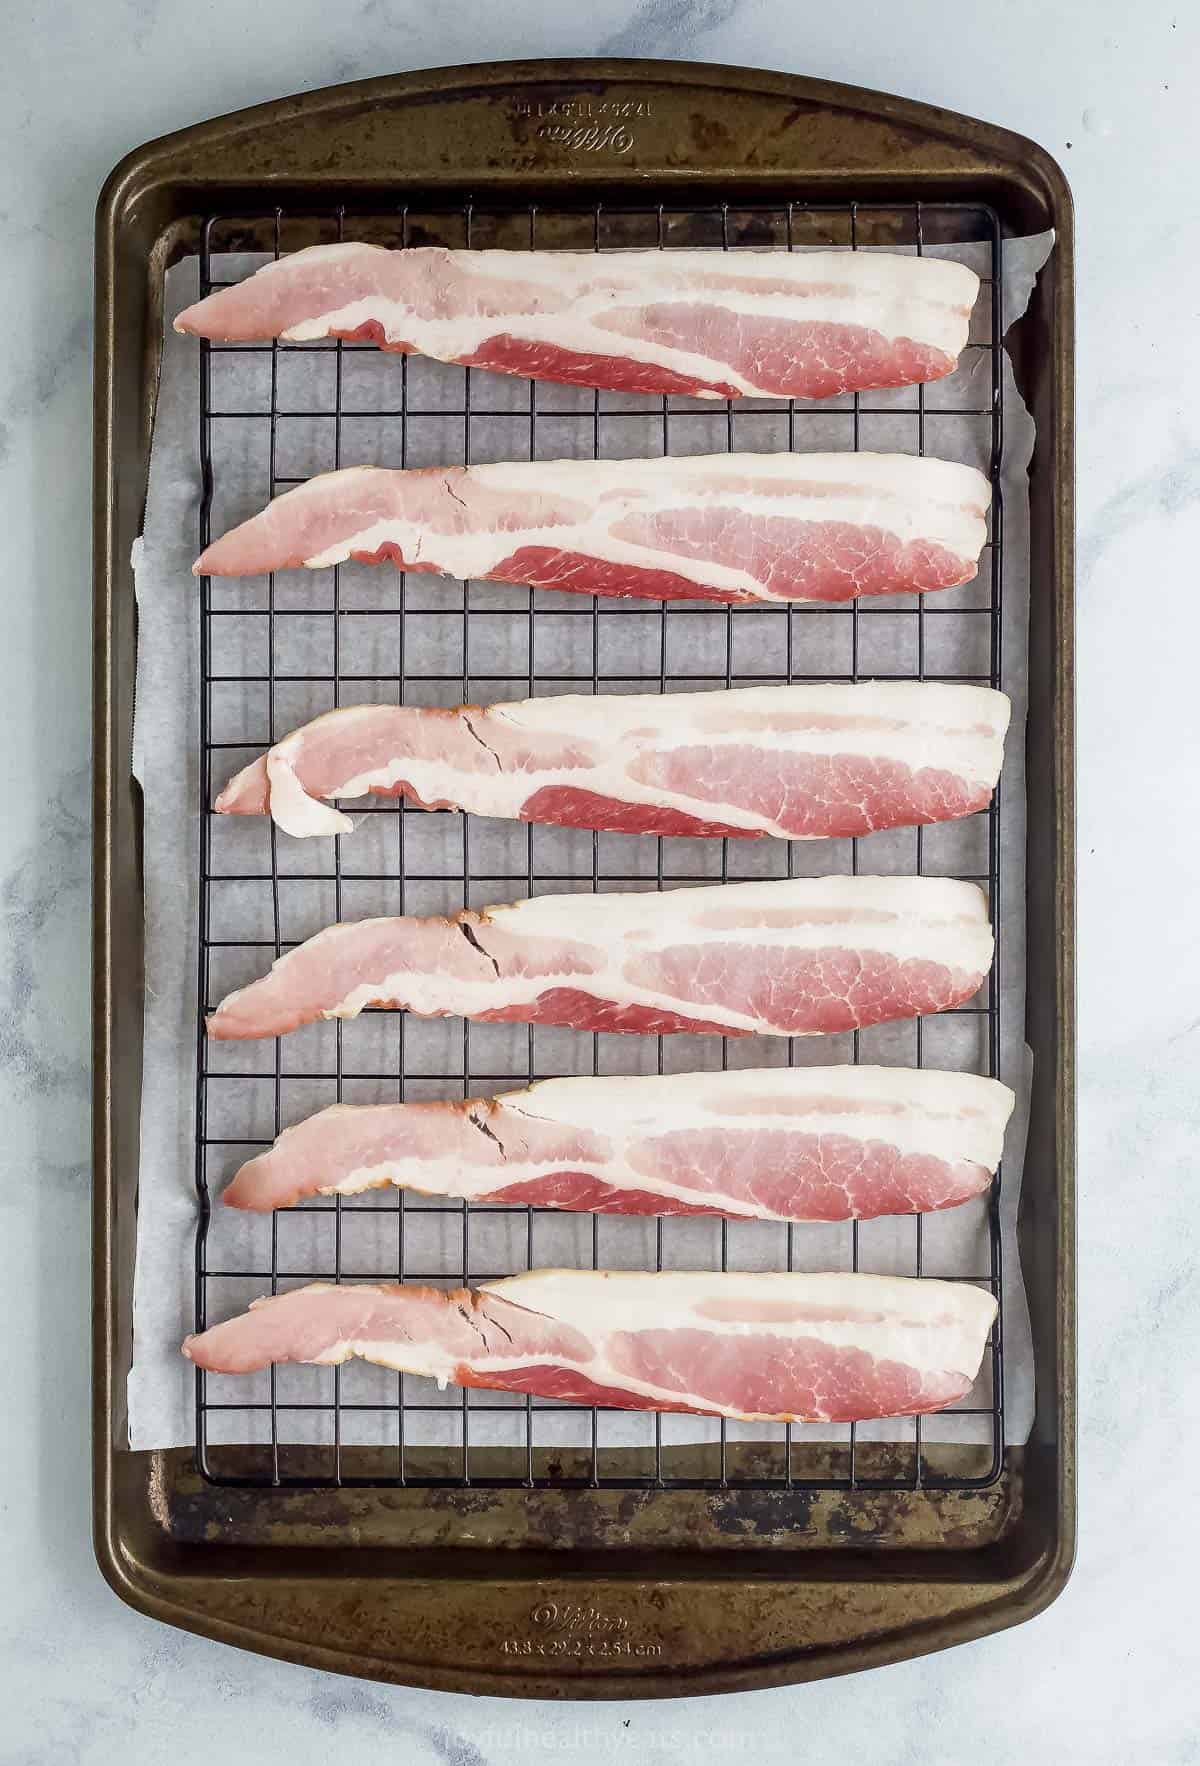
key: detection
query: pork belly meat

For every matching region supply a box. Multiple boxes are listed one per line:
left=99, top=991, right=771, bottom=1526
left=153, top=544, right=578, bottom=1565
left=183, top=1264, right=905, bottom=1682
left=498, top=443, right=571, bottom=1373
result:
left=224, top=1064, right=1013, bottom=1222
left=216, top=681, right=1010, bottom=841
left=176, top=243, right=980, bottom=402
left=183, top=1269, right=998, bottom=1423
left=194, top=453, right=990, bottom=607
left=205, top=875, right=993, bottom=1042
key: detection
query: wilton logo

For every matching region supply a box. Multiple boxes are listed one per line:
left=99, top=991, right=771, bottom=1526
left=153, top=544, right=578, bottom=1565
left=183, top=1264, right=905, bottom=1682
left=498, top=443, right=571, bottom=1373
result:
left=501, top=1601, right=658, bottom=1657
left=539, top=121, right=634, bottom=155
left=511, top=97, right=652, bottom=156
left=529, top=1602, right=629, bottom=1635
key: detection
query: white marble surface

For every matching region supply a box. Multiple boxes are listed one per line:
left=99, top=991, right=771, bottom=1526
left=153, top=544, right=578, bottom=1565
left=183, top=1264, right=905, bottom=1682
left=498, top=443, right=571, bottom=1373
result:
left=0, top=3, right=1193, bottom=1760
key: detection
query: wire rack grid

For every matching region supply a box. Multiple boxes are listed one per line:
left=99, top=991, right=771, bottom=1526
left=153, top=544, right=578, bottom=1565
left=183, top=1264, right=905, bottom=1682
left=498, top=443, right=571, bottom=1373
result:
left=192, top=196, right=1007, bottom=1493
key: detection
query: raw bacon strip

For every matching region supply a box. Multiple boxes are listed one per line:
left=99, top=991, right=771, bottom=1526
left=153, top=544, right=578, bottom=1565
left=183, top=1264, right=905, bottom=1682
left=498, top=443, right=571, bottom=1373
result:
left=193, top=453, right=990, bottom=606
left=216, top=681, right=1010, bottom=841
left=205, top=874, right=993, bottom=1042
left=181, top=1269, right=998, bottom=1423
left=224, top=1065, right=1014, bottom=1221
left=175, top=243, right=980, bottom=402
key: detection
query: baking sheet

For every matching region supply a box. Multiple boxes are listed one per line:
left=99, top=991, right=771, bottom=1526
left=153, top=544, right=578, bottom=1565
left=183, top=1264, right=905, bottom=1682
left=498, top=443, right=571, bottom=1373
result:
left=128, top=232, right=1053, bottom=1453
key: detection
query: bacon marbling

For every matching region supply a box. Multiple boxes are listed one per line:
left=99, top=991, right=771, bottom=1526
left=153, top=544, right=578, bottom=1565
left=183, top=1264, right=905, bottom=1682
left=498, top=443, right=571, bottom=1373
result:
left=223, top=1064, right=1013, bottom=1221
left=215, top=681, right=1010, bottom=842
left=175, top=243, right=980, bottom=402
left=205, top=875, right=993, bottom=1043
left=193, top=453, right=990, bottom=607
left=182, top=1269, right=999, bottom=1423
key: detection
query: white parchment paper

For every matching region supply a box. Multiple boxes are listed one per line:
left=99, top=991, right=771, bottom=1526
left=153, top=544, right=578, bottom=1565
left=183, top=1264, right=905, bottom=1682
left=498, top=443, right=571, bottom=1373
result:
left=128, top=232, right=1054, bottom=1453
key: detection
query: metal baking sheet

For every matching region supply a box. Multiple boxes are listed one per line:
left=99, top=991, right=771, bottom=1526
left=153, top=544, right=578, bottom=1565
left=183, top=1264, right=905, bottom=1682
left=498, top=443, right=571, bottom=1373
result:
left=94, top=60, right=1075, bottom=1696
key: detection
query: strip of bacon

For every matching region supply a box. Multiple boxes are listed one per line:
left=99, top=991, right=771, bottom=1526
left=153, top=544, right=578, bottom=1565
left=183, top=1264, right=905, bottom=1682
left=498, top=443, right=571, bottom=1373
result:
left=216, top=681, right=1010, bottom=842
left=205, top=875, right=993, bottom=1043
left=175, top=243, right=980, bottom=402
left=182, top=1269, right=998, bottom=1423
left=223, top=1064, right=1013, bottom=1221
left=193, top=453, right=990, bottom=606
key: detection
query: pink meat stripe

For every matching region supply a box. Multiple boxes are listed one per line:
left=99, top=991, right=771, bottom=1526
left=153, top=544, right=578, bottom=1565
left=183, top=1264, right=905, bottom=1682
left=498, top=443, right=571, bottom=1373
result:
left=193, top=453, right=990, bottom=606
left=224, top=1065, right=1014, bottom=1221
left=216, top=681, right=1010, bottom=842
left=182, top=1269, right=998, bottom=1423
left=174, top=243, right=980, bottom=402
left=205, top=874, right=993, bottom=1043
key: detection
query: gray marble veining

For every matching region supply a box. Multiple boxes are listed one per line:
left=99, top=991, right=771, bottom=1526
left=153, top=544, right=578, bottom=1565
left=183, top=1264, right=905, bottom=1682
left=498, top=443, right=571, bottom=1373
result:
left=1, top=3, right=1196, bottom=1762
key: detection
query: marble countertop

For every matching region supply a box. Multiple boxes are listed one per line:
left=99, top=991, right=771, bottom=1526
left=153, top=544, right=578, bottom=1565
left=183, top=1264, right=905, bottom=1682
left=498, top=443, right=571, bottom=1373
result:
left=2, top=3, right=1194, bottom=1761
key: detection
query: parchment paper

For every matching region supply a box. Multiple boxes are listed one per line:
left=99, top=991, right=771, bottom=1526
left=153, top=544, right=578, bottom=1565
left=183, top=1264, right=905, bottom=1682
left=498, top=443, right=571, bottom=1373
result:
left=128, top=233, right=1054, bottom=1453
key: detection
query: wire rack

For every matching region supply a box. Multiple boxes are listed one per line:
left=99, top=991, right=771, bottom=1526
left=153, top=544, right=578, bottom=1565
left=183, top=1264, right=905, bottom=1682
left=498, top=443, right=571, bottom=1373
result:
left=193, top=197, right=1006, bottom=1493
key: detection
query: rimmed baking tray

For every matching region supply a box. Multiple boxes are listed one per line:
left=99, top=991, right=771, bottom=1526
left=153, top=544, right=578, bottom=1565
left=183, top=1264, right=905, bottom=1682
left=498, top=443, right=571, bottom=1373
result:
left=93, top=58, right=1075, bottom=1696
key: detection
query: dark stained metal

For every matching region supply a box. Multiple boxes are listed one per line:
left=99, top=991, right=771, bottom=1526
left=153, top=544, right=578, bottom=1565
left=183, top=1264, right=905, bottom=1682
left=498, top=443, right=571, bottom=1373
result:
left=94, top=58, right=1075, bottom=1696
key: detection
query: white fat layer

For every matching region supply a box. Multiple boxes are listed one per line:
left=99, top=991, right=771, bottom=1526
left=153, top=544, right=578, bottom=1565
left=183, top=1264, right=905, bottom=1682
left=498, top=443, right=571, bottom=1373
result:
left=320, top=1064, right=1012, bottom=1207
left=302, top=1269, right=997, bottom=1413
left=299, top=452, right=990, bottom=597
left=277, top=682, right=1009, bottom=835
left=310, top=1335, right=462, bottom=1387
left=508, top=1064, right=1013, bottom=1167
left=491, top=680, right=1007, bottom=739
left=321, top=876, right=992, bottom=1035
left=266, top=747, right=353, bottom=836
left=492, top=873, right=991, bottom=956
left=489, top=871, right=985, bottom=933
left=484, top=1268, right=996, bottom=1359
left=271, top=247, right=978, bottom=393
left=259, top=242, right=977, bottom=305
left=463, top=451, right=983, bottom=498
